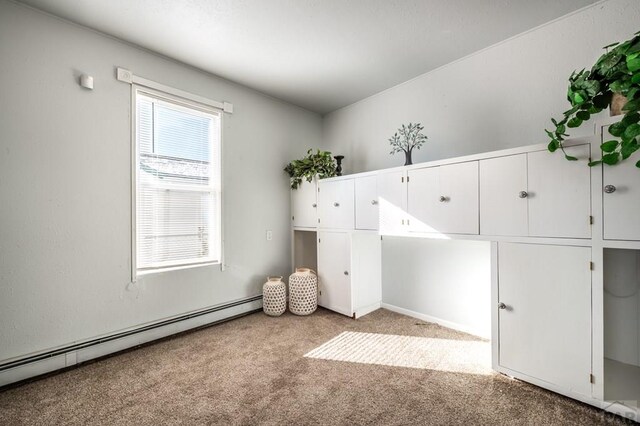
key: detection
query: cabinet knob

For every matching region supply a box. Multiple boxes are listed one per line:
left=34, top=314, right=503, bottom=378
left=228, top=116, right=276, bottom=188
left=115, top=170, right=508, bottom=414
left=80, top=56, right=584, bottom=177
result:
left=439, top=196, right=448, bottom=202
left=312, top=203, right=317, bottom=208
left=498, top=302, right=507, bottom=310
left=333, top=202, right=340, bottom=207
left=604, top=184, right=616, bottom=194
left=371, top=199, right=378, bottom=205
left=344, top=271, right=349, bottom=276
left=519, top=191, right=528, bottom=199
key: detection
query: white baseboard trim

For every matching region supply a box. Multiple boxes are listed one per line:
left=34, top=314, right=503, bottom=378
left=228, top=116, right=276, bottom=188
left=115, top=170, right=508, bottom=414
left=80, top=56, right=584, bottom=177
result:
left=380, top=303, right=489, bottom=339
left=0, top=297, right=262, bottom=388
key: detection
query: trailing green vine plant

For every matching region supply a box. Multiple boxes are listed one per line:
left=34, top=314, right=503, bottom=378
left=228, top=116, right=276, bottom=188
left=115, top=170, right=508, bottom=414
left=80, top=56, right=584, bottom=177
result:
left=284, top=149, right=337, bottom=189
left=546, top=30, right=640, bottom=168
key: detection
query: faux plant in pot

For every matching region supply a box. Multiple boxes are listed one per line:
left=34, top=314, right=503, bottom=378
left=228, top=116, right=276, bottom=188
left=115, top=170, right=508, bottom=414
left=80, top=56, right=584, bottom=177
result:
left=545, top=30, right=640, bottom=169
left=284, top=149, right=337, bottom=189
left=389, top=122, right=429, bottom=166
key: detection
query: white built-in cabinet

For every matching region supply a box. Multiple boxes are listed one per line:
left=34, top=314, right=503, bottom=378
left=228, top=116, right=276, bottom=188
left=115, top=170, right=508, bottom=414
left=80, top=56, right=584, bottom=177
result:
left=479, top=144, right=592, bottom=238
left=290, top=122, right=640, bottom=419
left=377, top=170, right=407, bottom=235
left=497, top=242, right=592, bottom=396
left=407, top=162, right=479, bottom=235
left=291, top=179, right=317, bottom=228
left=316, top=231, right=382, bottom=318
left=318, top=179, right=355, bottom=230
left=602, top=127, right=640, bottom=240
left=355, top=175, right=379, bottom=230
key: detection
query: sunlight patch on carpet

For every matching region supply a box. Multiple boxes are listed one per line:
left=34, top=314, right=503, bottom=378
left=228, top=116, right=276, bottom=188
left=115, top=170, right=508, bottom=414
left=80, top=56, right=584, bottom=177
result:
left=304, top=331, right=491, bottom=375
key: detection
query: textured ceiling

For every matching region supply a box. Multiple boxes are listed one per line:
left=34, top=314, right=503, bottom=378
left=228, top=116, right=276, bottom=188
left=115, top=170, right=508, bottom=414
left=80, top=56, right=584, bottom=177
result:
left=19, top=0, right=601, bottom=114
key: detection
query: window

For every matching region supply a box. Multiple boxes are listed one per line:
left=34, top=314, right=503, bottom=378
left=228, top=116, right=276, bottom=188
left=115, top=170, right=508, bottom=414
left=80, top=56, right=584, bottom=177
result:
left=135, top=88, right=221, bottom=272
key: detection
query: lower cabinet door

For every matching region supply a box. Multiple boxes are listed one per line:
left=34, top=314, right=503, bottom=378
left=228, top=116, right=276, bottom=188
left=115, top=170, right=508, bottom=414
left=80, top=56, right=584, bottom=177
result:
left=498, top=243, right=592, bottom=396
left=317, top=231, right=352, bottom=316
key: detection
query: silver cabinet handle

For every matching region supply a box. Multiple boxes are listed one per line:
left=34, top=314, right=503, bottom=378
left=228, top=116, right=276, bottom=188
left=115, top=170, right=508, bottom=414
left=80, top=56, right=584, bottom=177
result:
left=344, top=271, right=349, bottom=276
left=439, top=196, right=448, bottom=202
left=371, top=200, right=378, bottom=205
left=333, top=202, right=340, bottom=207
left=519, top=191, right=528, bottom=199
left=604, top=185, right=616, bottom=194
left=312, top=203, right=317, bottom=208
left=498, top=302, right=507, bottom=310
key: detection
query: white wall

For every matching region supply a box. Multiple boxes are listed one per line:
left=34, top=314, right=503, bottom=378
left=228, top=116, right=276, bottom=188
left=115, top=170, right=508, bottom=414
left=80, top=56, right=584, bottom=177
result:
left=381, top=238, right=492, bottom=338
left=322, top=0, right=640, bottom=337
left=0, top=0, right=322, bottom=362
left=323, top=0, right=640, bottom=173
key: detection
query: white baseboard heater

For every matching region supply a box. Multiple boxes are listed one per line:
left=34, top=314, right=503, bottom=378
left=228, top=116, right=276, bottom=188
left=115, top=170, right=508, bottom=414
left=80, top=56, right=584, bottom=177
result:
left=0, top=295, right=262, bottom=388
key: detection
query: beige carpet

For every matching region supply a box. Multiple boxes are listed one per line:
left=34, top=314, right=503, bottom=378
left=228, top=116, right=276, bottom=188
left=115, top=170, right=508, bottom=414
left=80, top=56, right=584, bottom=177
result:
left=0, top=308, right=631, bottom=425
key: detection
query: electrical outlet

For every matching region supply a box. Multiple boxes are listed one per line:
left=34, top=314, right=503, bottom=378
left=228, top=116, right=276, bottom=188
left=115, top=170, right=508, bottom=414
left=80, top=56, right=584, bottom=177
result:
left=266, top=230, right=273, bottom=241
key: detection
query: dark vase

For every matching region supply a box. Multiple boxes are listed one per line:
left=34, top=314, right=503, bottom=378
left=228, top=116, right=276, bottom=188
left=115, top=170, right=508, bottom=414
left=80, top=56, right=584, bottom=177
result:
left=334, top=155, right=344, bottom=176
left=404, top=149, right=413, bottom=166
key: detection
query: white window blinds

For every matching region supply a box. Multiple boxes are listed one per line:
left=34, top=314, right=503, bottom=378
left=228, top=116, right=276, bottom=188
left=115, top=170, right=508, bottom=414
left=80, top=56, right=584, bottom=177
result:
left=135, top=90, right=221, bottom=271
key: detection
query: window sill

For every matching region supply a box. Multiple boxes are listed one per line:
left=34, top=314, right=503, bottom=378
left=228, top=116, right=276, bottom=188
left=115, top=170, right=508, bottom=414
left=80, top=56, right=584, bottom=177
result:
left=137, top=261, right=221, bottom=277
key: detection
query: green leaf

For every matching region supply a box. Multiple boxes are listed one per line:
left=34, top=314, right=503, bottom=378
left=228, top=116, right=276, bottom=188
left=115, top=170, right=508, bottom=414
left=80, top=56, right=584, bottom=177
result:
left=576, top=110, right=591, bottom=121
left=565, top=155, right=578, bottom=161
left=588, top=160, right=602, bottom=167
left=567, top=117, right=583, bottom=128
left=636, top=160, right=640, bottom=168
left=621, top=141, right=640, bottom=159
left=632, top=73, right=640, bottom=85
left=563, top=105, right=581, bottom=116
left=572, top=92, right=585, bottom=105
left=624, top=123, right=640, bottom=140
left=627, top=52, right=640, bottom=72
left=603, top=42, right=620, bottom=50
left=556, top=124, right=566, bottom=135
left=623, top=98, right=640, bottom=112
left=602, top=152, right=621, bottom=165
left=622, top=112, right=640, bottom=126
left=601, top=140, right=619, bottom=152
left=609, top=122, right=626, bottom=137
left=548, top=140, right=559, bottom=152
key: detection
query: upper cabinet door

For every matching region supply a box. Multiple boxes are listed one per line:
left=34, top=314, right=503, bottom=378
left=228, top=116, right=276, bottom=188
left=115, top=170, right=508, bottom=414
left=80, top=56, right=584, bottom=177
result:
left=318, top=179, right=355, bottom=230
left=603, top=148, right=640, bottom=241
left=355, top=175, right=379, bottom=231
left=407, top=166, right=441, bottom=233
left=439, top=161, right=480, bottom=235
left=378, top=170, right=408, bottom=235
left=480, top=155, right=528, bottom=237
left=408, top=162, right=479, bottom=235
left=527, top=144, right=591, bottom=239
left=291, top=179, right=317, bottom=228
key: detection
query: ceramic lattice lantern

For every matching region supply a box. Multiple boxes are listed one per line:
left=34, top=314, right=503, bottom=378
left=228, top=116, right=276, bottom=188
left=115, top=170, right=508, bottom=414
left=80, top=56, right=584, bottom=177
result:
left=288, top=268, right=318, bottom=315
left=263, top=276, right=286, bottom=316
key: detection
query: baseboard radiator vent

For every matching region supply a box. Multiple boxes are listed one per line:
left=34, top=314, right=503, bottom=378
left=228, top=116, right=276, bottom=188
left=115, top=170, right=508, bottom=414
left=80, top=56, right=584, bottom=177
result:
left=0, top=295, right=262, bottom=387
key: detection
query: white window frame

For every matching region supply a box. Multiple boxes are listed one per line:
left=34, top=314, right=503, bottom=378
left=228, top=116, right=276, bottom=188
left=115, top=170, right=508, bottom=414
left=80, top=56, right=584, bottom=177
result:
left=131, top=85, right=223, bottom=277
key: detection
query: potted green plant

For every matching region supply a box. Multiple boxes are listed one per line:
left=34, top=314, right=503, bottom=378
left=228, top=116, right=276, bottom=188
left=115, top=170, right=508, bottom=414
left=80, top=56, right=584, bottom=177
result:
left=389, top=122, right=429, bottom=166
left=284, top=149, right=337, bottom=189
left=545, top=30, right=640, bottom=169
